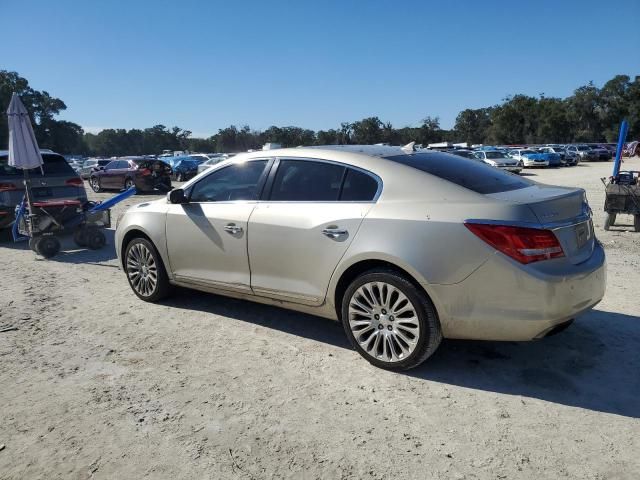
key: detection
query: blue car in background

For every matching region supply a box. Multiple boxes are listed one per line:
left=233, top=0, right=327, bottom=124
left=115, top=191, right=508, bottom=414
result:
left=164, top=156, right=204, bottom=181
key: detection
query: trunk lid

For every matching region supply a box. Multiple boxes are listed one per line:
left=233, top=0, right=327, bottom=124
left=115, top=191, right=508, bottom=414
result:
left=487, top=184, right=594, bottom=265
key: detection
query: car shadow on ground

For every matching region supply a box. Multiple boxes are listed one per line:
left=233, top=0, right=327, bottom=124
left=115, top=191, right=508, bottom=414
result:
left=164, top=289, right=640, bottom=418
left=0, top=228, right=118, bottom=264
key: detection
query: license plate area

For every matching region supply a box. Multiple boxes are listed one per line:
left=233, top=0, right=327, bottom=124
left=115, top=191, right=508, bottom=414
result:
left=32, top=187, right=53, bottom=198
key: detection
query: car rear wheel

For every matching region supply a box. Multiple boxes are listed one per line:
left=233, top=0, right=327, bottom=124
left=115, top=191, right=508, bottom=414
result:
left=341, top=269, right=442, bottom=370
left=124, top=178, right=134, bottom=190
left=604, top=213, right=616, bottom=231
left=124, top=237, right=171, bottom=302
left=90, top=177, right=102, bottom=193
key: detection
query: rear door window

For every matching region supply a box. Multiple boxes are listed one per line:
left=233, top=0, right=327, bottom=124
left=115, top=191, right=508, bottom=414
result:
left=270, top=160, right=345, bottom=201
left=385, top=152, right=532, bottom=194
left=340, top=169, right=379, bottom=201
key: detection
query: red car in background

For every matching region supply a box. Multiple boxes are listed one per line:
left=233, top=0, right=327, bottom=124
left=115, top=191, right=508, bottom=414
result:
left=89, top=157, right=172, bottom=193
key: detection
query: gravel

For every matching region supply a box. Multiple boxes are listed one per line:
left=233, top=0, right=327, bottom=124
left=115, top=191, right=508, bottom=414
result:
left=0, top=158, right=639, bottom=479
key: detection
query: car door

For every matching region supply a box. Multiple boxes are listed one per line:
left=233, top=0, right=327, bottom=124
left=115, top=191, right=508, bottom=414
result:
left=110, top=160, right=130, bottom=188
left=99, top=161, right=119, bottom=188
left=165, top=159, right=270, bottom=293
left=248, top=159, right=380, bottom=306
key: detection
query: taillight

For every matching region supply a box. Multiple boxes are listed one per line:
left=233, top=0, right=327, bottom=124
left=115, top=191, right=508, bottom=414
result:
left=464, top=223, right=564, bottom=264
left=0, top=182, right=18, bottom=192
left=140, top=168, right=152, bottom=176
left=65, top=178, right=84, bottom=186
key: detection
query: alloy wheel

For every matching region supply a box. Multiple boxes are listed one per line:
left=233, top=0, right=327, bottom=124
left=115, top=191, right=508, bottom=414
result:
left=126, top=242, right=158, bottom=297
left=348, top=281, right=420, bottom=363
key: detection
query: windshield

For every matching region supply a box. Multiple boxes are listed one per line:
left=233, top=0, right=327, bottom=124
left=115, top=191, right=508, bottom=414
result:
left=577, top=145, right=591, bottom=151
left=521, top=150, right=536, bottom=155
left=385, top=152, right=532, bottom=194
left=485, top=151, right=508, bottom=159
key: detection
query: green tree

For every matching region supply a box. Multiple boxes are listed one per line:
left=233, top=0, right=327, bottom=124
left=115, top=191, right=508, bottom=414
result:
left=454, top=108, right=492, bottom=145
left=566, top=82, right=602, bottom=142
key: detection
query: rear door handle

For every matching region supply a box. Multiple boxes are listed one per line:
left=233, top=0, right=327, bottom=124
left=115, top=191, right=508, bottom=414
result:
left=322, top=228, right=348, bottom=239
left=224, top=223, right=243, bottom=235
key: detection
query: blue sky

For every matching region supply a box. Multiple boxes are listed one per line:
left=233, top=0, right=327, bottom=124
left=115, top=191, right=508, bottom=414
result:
left=2, top=0, right=639, bottom=137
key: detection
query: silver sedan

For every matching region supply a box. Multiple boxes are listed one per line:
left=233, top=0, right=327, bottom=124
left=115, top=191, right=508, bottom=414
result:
left=115, top=146, right=606, bottom=370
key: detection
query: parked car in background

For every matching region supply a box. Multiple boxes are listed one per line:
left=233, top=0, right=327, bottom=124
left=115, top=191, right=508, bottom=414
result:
left=197, top=155, right=227, bottom=174
left=473, top=150, right=522, bottom=173
left=538, top=146, right=574, bottom=166
left=186, top=153, right=211, bottom=163
left=1, top=150, right=87, bottom=230
left=89, top=157, right=172, bottom=193
left=170, top=157, right=203, bottom=181
left=79, top=159, right=111, bottom=179
left=566, top=144, right=598, bottom=162
left=623, top=141, right=639, bottom=157
left=508, top=149, right=550, bottom=167
left=588, top=145, right=613, bottom=161
left=116, top=146, right=605, bottom=370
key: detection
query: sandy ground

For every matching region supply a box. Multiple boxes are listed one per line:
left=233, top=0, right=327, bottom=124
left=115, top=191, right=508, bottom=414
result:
left=0, top=158, right=639, bottom=480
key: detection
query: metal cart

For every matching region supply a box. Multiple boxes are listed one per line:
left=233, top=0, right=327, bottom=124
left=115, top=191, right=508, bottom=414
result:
left=603, top=171, right=640, bottom=232
left=13, top=187, right=137, bottom=258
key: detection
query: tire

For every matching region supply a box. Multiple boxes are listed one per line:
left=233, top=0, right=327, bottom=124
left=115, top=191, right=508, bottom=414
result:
left=634, top=215, right=640, bottom=233
left=36, top=236, right=61, bottom=258
left=176, top=172, right=184, bottom=182
left=28, top=237, right=40, bottom=253
left=86, top=228, right=106, bottom=250
left=341, top=269, right=442, bottom=371
left=124, top=178, right=135, bottom=190
left=604, top=213, right=616, bottom=231
left=124, top=237, right=171, bottom=302
left=90, top=176, right=102, bottom=193
left=73, top=227, right=87, bottom=247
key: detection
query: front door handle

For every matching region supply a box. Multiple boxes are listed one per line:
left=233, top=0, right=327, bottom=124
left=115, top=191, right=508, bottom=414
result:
left=322, top=228, right=348, bottom=239
left=224, top=223, right=243, bottom=235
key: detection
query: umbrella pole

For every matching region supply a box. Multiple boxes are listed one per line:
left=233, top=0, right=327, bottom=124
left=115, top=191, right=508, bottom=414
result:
left=23, top=169, right=35, bottom=235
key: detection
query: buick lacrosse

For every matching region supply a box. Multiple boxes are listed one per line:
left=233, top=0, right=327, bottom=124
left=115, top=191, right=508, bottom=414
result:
left=115, top=146, right=606, bottom=370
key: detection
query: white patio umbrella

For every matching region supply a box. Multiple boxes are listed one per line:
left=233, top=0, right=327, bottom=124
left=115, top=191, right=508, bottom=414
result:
left=6, top=92, right=44, bottom=213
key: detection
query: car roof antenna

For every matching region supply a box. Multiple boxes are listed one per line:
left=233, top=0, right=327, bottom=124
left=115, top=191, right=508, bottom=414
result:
left=401, top=142, right=415, bottom=153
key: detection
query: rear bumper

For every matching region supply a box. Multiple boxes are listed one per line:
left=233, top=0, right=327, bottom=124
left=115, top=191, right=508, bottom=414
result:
left=135, top=176, right=172, bottom=192
left=429, top=242, right=606, bottom=341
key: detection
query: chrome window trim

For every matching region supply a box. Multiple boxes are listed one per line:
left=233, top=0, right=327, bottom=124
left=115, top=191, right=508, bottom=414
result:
left=264, top=156, right=383, bottom=203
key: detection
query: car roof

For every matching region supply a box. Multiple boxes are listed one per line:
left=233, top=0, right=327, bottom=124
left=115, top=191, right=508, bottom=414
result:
left=0, top=149, right=59, bottom=157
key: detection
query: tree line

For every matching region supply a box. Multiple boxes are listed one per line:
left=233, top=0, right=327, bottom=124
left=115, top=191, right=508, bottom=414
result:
left=2, top=69, right=639, bottom=156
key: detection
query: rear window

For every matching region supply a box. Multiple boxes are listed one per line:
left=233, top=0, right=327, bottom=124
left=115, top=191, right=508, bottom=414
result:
left=385, top=152, right=532, bottom=194
left=0, top=153, right=76, bottom=176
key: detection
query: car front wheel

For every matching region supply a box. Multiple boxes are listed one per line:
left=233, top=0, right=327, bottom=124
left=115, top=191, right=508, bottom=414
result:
left=124, top=237, right=171, bottom=302
left=341, top=269, right=442, bottom=370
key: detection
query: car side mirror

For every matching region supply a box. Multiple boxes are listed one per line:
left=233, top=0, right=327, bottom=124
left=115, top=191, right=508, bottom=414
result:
left=168, top=188, right=188, bottom=204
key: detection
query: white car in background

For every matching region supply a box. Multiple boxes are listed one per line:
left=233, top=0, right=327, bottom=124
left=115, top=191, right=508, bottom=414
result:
left=509, top=149, right=549, bottom=167
left=197, top=154, right=229, bottom=174
left=473, top=150, right=522, bottom=173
